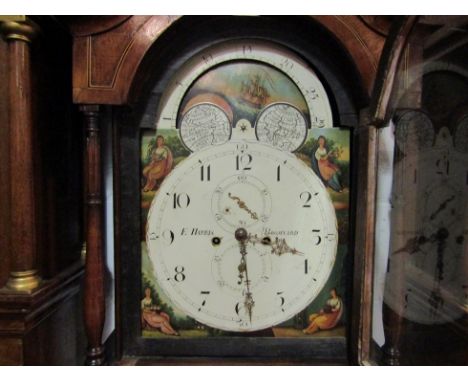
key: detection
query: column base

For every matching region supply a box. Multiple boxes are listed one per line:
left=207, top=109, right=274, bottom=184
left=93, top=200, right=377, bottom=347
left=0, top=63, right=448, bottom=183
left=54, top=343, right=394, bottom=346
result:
left=6, top=270, right=41, bottom=293
left=86, top=346, right=106, bottom=366
left=381, top=343, right=401, bottom=365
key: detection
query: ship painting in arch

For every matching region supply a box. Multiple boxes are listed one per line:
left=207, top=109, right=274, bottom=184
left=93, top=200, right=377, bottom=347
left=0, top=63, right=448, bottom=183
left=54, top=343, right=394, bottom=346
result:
left=239, top=71, right=274, bottom=109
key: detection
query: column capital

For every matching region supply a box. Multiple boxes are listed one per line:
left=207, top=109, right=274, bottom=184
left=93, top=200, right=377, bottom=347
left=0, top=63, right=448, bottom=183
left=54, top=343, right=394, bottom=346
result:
left=0, top=17, right=39, bottom=44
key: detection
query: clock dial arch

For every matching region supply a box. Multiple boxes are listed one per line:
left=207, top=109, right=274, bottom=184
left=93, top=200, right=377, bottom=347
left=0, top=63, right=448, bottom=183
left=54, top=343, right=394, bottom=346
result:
left=153, top=39, right=334, bottom=152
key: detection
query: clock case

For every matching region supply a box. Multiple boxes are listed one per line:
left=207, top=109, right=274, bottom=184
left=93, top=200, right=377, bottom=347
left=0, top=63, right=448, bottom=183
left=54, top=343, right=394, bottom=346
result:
left=114, top=16, right=365, bottom=363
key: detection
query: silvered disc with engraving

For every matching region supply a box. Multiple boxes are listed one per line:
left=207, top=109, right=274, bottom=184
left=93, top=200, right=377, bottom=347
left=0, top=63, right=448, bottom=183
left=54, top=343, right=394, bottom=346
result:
left=255, top=103, right=308, bottom=152
left=180, top=103, right=232, bottom=152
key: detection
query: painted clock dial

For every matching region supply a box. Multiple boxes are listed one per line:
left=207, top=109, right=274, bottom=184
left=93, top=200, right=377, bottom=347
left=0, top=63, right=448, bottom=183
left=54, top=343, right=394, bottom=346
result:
left=146, top=141, right=338, bottom=332
left=385, top=126, right=468, bottom=324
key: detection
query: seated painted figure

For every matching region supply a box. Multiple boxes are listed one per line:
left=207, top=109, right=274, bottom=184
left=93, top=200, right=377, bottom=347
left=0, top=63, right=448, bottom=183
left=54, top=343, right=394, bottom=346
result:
left=303, top=288, right=343, bottom=335
left=141, top=287, right=179, bottom=336
left=142, top=135, right=173, bottom=192
left=311, top=135, right=343, bottom=192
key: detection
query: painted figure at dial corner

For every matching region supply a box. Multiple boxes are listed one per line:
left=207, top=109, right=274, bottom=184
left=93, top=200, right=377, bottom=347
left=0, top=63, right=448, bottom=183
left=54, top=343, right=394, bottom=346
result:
left=141, top=287, right=179, bottom=336
left=303, top=288, right=343, bottom=335
left=311, top=135, right=343, bottom=192
left=142, top=135, right=174, bottom=192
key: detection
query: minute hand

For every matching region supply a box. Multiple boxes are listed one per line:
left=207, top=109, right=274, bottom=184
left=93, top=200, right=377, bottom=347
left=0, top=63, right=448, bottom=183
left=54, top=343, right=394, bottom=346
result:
left=429, top=195, right=455, bottom=221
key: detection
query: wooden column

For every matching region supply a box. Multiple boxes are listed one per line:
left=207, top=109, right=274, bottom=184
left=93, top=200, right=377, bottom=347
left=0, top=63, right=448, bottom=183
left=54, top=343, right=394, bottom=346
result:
left=0, top=18, right=41, bottom=292
left=81, top=105, right=106, bottom=366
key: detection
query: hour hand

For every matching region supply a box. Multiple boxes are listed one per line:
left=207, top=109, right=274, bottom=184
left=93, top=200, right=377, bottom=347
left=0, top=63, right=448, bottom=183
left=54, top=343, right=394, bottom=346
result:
left=271, top=237, right=304, bottom=256
left=429, top=195, right=456, bottom=221
left=248, top=234, right=303, bottom=256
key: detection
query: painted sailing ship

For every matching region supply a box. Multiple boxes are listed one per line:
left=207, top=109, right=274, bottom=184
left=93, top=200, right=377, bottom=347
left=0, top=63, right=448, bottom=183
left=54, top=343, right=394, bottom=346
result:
left=240, top=73, right=272, bottom=109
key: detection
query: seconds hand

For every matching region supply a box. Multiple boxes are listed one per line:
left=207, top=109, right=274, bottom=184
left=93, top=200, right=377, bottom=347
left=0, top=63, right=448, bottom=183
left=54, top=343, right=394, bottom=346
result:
left=235, top=228, right=254, bottom=323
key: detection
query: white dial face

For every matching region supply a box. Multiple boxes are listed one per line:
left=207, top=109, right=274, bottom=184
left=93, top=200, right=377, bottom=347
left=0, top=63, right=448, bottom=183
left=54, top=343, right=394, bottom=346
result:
left=255, top=103, right=308, bottom=152
left=146, top=141, right=338, bottom=332
left=180, top=103, right=232, bottom=152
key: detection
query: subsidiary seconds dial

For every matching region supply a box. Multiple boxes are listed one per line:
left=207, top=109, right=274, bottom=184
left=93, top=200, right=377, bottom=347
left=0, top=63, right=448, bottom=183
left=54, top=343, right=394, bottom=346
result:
left=146, top=141, right=338, bottom=332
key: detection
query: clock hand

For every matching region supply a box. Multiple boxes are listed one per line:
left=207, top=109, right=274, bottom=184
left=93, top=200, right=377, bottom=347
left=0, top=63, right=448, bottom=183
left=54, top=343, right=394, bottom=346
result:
left=270, top=237, right=304, bottom=256
left=247, top=234, right=304, bottom=256
left=235, top=228, right=255, bottom=323
left=393, top=228, right=448, bottom=255
left=228, top=193, right=259, bottom=220
left=429, top=195, right=456, bottom=221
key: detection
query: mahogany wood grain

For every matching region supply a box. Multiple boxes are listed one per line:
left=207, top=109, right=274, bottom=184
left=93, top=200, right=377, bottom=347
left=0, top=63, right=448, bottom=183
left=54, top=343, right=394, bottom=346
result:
left=312, top=16, right=386, bottom=95
left=72, top=16, right=178, bottom=105
left=81, top=105, right=106, bottom=365
left=350, top=110, right=378, bottom=365
left=0, top=262, right=85, bottom=365
left=8, top=37, right=39, bottom=274
left=70, top=16, right=385, bottom=105
left=369, top=16, right=419, bottom=127
left=0, top=38, right=10, bottom=288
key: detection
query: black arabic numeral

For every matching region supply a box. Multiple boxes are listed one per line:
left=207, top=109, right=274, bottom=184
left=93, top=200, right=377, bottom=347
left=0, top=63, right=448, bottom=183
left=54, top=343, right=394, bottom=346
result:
left=312, top=229, right=322, bottom=245
left=162, top=229, right=175, bottom=245
left=198, top=291, right=210, bottom=311
left=276, top=291, right=285, bottom=312
left=300, top=191, right=312, bottom=207
left=174, top=266, right=186, bottom=282
left=173, top=192, right=190, bottom=209
left=236, top=153, right=252, bottom=170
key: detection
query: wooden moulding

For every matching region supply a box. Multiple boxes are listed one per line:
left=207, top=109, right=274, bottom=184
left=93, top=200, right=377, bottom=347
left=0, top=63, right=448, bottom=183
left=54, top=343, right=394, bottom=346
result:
left=350, top=109, right=379, bottom=365
left=369, top=16, right=419, bottom=127
left=351, top=16, right=420, bottom=365
left=70, top=15, right=386, bottom=105
left=0, top=262, right=84, bottom=365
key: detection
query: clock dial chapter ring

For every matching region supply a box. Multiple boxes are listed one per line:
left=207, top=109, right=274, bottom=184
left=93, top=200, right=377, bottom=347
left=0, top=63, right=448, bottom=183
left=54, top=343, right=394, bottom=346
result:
left=147, top=141, right=338, bottom=332
left=255, top=102, right=308, bottom=152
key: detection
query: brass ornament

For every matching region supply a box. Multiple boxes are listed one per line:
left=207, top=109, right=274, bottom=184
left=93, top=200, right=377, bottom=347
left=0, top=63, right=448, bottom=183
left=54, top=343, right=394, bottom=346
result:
left=6, top=269, right=41, bottom=293
left=0, top=18, right=39, bottom=43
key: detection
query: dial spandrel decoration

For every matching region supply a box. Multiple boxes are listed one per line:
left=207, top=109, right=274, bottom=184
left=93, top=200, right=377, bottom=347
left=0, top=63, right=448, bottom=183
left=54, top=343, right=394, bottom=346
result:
left=255, top=103, right=308, bottom=152
left=179, top=103, right=232, bottom=151
left=146, top=141, right=338, bottom=332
